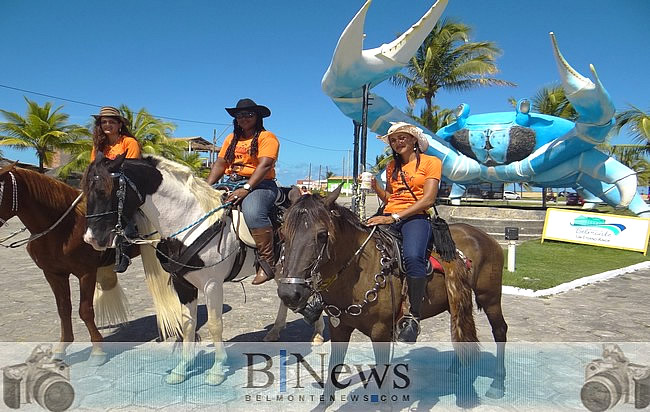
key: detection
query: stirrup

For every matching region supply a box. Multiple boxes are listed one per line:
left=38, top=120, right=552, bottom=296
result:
left=396, top=315, right=420, bottom=343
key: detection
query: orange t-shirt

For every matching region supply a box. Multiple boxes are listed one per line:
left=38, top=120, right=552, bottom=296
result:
left=384, top=154, right=442, bottom=214
left=218, top=131, right=279, bottom=179
left=90, top=136, right=141, bottom=161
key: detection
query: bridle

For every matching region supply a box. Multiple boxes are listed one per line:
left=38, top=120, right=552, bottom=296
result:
left=0, top=171, right=18, bottom=225
left=0, top=170, right=84, bottom=248
left=278, top=212, right=396, bottom=324
left=85, top=169, right=144, bottom=238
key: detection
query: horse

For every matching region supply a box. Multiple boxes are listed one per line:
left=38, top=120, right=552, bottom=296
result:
left=277, top=186, right=508, bottom=405
left=0, top=162, right=131, bottom=365
left=81, top=153, right=324, bottom=385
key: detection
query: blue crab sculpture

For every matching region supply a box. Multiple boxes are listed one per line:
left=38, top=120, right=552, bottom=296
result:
left=322, top=0, right=649, bottom=216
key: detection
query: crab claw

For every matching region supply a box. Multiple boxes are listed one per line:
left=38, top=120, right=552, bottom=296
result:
left=550, top=32, right=615, bottom=128
left=322, top=0, right=448, bottom=98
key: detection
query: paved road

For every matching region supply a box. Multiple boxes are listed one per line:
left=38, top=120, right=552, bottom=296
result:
left=1, top=202, right=649, bottom=345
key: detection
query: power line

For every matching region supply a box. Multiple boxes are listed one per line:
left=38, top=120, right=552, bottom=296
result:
left=0, top=83, right=231, bottom=126
left=0, top=83, right=349, bottom=152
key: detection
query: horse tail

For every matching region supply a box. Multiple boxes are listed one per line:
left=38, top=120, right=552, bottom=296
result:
left=94, top=265, right=130, bottom=327
left=444, top=256, right=480, bottom=365
left=136, top=215, right=184, bottom=340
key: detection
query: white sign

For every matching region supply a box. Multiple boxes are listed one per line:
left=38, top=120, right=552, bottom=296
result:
left=542, top=208, right=650, bottom=254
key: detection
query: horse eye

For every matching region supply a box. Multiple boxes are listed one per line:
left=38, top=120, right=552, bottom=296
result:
left=317, top=230, right=328, bottom=243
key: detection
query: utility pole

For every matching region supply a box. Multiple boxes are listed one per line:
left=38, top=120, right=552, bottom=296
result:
left=211, top=129, right=216, bottom=165
left=318, top=165, right=322, bottom=192
left=308, top=163, right=312, bottom=190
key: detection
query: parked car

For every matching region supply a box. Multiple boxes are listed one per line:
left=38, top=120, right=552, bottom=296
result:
left=503, top=191, right=521, bottom=200
left=565, top=193, right=585, bottom=206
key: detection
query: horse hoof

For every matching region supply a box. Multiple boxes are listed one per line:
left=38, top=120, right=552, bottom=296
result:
left=311, top=334, right=324, bottom=346
left=205, top=372, right=226, bottom=386
left=263, top=332, right=279, bottom=342
left=165, top=371, right=186, bottom=385
left=87, top=352, right=107, bottom=367
left=485, top=385, right=505, bottom=399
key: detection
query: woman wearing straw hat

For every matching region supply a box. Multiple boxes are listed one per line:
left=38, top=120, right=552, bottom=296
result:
left=207, top=98, right=280, bottom=285
left=367, top=121, right=442, bottom=343
left=90, top=106, right=141, bottom=161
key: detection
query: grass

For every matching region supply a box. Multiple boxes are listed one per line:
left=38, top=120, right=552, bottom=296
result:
left=502, top=239, right=650, bottom=290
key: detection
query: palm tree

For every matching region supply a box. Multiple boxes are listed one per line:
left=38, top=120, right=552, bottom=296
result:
left=0, top=98, right=90, bottom=172
left=392, top=19, right=515, bottom=113
left=600, top=144, right=650, bottom=187
left=612, top=105, right=650, bottom=155
left=531, top=84, right=577, bottom=120
left=177, top=151, right=209, bottom=178
left=406, top=104, right=455, bottom=133
left=119, top=105, right=187, bottom=159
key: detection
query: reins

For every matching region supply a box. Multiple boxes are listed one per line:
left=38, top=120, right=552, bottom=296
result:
left=0, top=170, right=85, bottom=248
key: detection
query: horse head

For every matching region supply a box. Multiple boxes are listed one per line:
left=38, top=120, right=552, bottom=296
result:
left=0, top=162, right=19, bottom=227
left=82, top=154, right=161, bottom=250
left=277, top=185, right=344, bottom=310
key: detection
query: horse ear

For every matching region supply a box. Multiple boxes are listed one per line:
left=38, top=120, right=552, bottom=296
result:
left=108, top=152, right=127, bottom=172
left=288, top=186, right=302, bottom=204
left=324, top=184, right=343, bottom=208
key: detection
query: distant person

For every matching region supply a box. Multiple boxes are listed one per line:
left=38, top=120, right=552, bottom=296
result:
left=366, top=122, right=441, bottom=343
left=300, top=186, right=309, bottom=195
left=206, top=98, right=280, bottom=285
left=90, top=106, right=140, bottom=161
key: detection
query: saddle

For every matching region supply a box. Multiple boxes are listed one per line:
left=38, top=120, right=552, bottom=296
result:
left=213, top=183, right=292, bottom=282
left=374, top=225, right=442, bottom=277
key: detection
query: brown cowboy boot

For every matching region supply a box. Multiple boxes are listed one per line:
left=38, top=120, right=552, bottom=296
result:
left=250, top=226, right=275, bottom=285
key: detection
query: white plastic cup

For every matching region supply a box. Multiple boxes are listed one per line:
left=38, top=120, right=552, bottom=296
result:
left=360, top=172, right=374, bottom=190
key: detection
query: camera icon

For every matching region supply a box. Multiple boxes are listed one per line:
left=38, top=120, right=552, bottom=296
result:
left=581, top=344, right=650, bottom=411
left=2, top=344, right=74, bottom=412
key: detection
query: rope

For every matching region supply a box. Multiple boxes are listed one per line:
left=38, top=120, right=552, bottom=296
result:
left=168, top=201, right=233, bottom=239
left=1, top=192, right=84, bottom=248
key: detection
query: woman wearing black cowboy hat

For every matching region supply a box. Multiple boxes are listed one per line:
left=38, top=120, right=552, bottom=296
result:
left=207, top=98, right=280, bottom=285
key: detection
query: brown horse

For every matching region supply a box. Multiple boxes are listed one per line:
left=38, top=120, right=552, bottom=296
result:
left=0, top=163, right=131, bottom=365
left=277, top=187, right=507, bottom=405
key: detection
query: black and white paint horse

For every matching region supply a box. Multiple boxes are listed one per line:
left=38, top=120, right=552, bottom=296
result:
left=82, top=154, right=323, bottom=384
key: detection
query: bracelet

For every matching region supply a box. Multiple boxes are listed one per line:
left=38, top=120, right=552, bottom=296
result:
left=390, top=213, right=401, bottom=222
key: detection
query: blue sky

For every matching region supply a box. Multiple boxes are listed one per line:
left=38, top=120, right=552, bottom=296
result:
left=2, top=0, right=648, bottom=186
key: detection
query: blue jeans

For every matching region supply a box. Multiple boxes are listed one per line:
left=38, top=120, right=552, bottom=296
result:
left=394, top=214, right=431, bottom=278
left=241, top=180, right=278, bottom=229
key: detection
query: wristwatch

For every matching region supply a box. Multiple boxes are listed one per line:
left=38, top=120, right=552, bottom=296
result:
left=242, top=183, right=252, bottom=191
left=390, top=213, right=401, bottom=222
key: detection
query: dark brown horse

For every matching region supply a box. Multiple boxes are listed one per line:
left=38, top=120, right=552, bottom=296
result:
left=0, top=163, right=131, bottom=365
left=277, top=187, right=507, bottom=405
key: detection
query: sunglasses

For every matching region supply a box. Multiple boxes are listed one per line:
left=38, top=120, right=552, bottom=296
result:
left=388, top=135, right=411, bottom=145
left=235, top=111, right=256, bottom=119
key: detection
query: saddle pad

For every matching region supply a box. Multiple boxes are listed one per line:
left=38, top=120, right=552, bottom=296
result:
left=231, top=210, right=256, bottom=248
left=429, top=255, right=444, bottom=274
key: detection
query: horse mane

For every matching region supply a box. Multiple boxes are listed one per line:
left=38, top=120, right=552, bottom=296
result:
left=283, top=194, right=370, bottom=244
left=147, top=156, right=226, bottom=223
left=15, top=168, right=85, bottom=216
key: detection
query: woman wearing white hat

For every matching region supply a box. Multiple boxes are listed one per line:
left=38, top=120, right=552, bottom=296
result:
left=367, top=122, right=442, bottom=342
